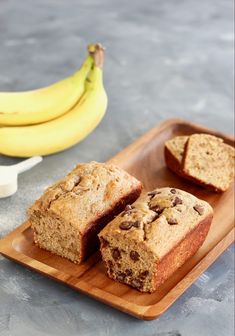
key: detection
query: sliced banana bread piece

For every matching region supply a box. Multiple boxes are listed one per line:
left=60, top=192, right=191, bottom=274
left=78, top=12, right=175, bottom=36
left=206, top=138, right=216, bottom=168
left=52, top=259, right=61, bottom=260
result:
left=164, top=136, right=188, bottom=175
left=28, top=161, right=142, bottom=263
left=183, top=134, right=235, bottom=192
left=99, top=187, right=213, bottom=293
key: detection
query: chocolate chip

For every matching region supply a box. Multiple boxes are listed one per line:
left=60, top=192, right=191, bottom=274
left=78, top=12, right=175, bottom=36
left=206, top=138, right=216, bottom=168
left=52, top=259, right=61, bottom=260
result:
left=119, top=221, right=133, bottom=230
left=107, top=260, right=113, bottom=269
left=107, top=260, right=114, bottom=274
left=141, top=270, right=149, bottom=277
left=125, top=269, right=133, bottom=276
left=193, top=204, right=204, bottom=215
left=173, top=196, right=183, bottom=206
left=130, top=251, right=140, bottom=261
left=150, top=204, right=160, bottom=211
left=170, top=188, right=177, bottom=194
left=168, top=218, right=178, bottom=225
left=148, top=190, right=161, bottom=196
left=133, top=220, right=141, bottom=228
left=112, top=248, right=121, bottom=260
left=139, top=270, right=149, bottom=279
left=132, top=279, right=143, bottom=289
left=150, top=204, right=163, bottom=214
left=108, top=268, right=114, bottom=275
left=116, top=271, right=126, bottom=282
left=100, top=237, right=109, bottom=248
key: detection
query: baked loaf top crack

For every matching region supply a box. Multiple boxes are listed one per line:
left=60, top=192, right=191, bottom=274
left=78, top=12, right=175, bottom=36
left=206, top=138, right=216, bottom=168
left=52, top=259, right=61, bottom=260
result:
left=28, top=161, right=142, bottom=233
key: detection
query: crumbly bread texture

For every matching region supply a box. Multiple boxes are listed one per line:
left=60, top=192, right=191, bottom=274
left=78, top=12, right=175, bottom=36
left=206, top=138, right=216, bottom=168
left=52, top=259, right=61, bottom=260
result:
left=164, top=135, right=189, bottom=177
left=183, top=134, right=235, bottom=192
left=165, top=136, right=188, bottom=164
left=164, top=134, right=235, bottom=192
left=28, top=161, right=142, bottom=263
left=99, top=187, right=213, bottom=293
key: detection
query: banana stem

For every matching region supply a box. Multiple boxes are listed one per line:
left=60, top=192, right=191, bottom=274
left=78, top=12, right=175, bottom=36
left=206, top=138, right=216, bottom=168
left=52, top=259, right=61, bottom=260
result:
left=88, top=43, right=105, bottom=69
left=72, top=55, right=93, bottom=81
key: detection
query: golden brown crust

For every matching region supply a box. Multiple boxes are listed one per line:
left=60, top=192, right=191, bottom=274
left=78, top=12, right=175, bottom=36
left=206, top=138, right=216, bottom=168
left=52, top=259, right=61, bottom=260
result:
left=164, top=145, right=186, bottom=178
left=164, top=135, right=188, bottom=164
left=80, top=186, right=142, bottom=261
left=28, top=161, right=143, bottom=231
left=29, top=161, right=142, bottom=263
left=153, top=213, right=213, bottom=290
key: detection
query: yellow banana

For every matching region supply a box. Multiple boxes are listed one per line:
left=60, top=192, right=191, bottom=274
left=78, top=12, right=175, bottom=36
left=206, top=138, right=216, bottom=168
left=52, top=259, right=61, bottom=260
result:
left=0, top=55, right=93, bottom=126
left=0, top=44, right=107, bottom=157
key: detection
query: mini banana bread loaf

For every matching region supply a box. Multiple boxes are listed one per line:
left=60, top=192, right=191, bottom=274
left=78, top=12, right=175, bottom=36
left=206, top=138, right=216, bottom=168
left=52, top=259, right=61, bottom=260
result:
left=99, top=187, right=213, bottom=292
left=165, top=134, right=235, bottom=192
left=28, top=161, right=142, bottom=263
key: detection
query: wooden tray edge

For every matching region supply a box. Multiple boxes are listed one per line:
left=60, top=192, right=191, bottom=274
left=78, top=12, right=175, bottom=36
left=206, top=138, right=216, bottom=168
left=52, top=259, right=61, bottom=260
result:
left=0, top=222, right=234, bottom=320
left=0, top=221, right=148, bottom=318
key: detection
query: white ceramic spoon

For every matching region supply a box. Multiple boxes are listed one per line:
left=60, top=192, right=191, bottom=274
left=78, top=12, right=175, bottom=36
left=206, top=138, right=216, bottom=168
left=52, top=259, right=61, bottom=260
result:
left=0, top=156, right=42, bottom=198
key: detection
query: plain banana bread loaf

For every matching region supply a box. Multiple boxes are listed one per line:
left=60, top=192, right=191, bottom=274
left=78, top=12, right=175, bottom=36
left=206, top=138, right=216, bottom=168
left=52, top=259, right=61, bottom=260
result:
left=99, top=187, right=213, bottom=292
left=28, top=161, right=142, bottom=263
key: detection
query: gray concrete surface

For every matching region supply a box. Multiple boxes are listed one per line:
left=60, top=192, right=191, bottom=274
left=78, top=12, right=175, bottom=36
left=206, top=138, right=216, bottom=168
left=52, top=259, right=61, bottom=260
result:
left=0, top=0, right=234, bottom=335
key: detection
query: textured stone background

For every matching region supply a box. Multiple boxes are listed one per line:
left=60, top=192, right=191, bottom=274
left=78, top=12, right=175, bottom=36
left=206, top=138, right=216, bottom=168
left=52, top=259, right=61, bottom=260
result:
left=0, top=0, right=234, bottom=335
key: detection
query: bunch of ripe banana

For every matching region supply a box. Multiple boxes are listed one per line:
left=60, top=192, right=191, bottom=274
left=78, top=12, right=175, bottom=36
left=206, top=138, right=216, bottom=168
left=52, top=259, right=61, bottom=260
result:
left=0, top=43, right=107, bottom=157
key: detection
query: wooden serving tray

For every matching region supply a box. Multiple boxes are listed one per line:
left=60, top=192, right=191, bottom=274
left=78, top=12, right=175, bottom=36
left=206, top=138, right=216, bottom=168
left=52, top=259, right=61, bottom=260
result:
left=0, top=118, right=234, bottom=320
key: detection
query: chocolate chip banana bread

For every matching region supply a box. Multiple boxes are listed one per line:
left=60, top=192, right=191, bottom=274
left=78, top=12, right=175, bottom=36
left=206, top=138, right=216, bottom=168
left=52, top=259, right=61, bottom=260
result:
left=28, top=161, right=142, bottom=263
left=164, top=134, right=235, bottom=192
left=99, top=187, right=213, bottom=292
